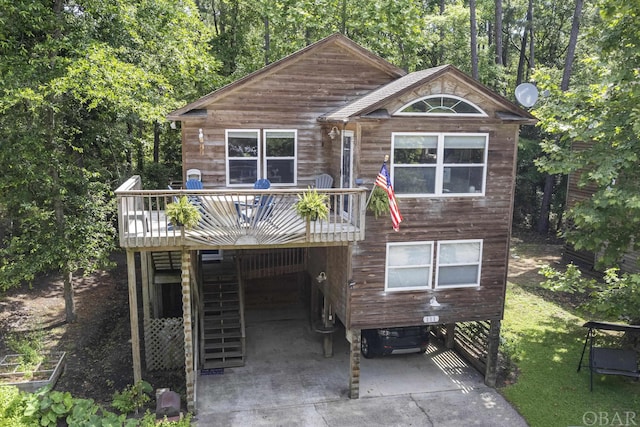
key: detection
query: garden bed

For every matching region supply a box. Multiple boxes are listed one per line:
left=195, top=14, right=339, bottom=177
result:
left=0, top=351, right=66, bottom=393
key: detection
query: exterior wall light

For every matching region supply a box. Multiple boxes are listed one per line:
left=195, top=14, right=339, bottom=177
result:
left=328, top=126, right=340, bottom=141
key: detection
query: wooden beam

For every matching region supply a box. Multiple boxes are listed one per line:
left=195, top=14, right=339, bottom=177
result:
left=126, top=249, right=142, bottom=384
left=181, top=250, right=196, bottom=413
left=484, top=319, right=501, bottom=387
left=348, top=328, right=361, bottom=399
left=322, top=295, right=334, bottom=358
left=445, top=323, right=456, bottom=349
left=140, top=251, right=150, bottom=322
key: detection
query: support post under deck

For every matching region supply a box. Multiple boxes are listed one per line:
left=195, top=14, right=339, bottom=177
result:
left=181, top=250, right=195, bottom=413
left=126, top=249, right=142, bottom=384
left=485, top=319, right=501, bottom=387
left=348, top=328, right=361, bottom=399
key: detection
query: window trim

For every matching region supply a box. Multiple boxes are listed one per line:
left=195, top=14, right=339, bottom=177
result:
left=434, top=239, right=483, bottom=289
left=226, top=129, right=260, bottom=187
left=391, top=132, right=488, bottom=198
left=384, top=239, right=483, bottom=292
left=225, top=128, right=298, bottom=187
left=385, top=241, right=434, bottom=292
left=394, top=94, right=487, bottom=117
left=263, top=129, right=298, bottom=187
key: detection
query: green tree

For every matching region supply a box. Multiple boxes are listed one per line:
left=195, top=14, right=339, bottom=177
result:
left=534, top=1, right=640, bottom=322
left=0, top=0, right=218, bottom=322
left=535, top=0, right=640, bottom=265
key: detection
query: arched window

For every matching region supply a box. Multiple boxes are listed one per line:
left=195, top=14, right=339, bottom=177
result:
left=394, top=95, right=486, bottom=117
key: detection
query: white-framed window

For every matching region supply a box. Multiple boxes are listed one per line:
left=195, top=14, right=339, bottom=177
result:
left=385, top=239, right=482, bottom=292
left=435, top=240, right=482, bottom=288
left=385, top=242, right=434, bottom=292
left=263, top=129, right=297, bottom=185
left=226, top=129, right=260, bottom=186
left=226, top=129, right=297, bottom=186
left=392, top=132, right=488, bottom=197
left=394, top=95, right=487, bottom=117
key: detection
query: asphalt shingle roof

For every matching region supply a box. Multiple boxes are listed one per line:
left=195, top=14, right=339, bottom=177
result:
left=320, top=65, right=450, bottom=121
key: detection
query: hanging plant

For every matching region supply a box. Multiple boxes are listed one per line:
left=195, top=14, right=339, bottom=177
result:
left=367, top=186, right=389, bottom=219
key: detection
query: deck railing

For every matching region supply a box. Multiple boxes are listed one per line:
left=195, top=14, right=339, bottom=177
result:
left=115, top=176, right=367, bottom=249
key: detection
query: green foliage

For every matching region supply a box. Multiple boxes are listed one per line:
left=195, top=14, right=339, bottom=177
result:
left=22, top=387, right=74, bottom=427
left=534, top=1, right=640, bottom=265
left=502, top=281, right=639, bottom=427
left=5, top=331, right=45, bottom=379
left=294, top=188, right=329, bottom=221
left=142, top=162, right=181, bottom=192
left=0, top=0, right=219, bottom=296
left=0, top=385, right=193, bottom=426
left=367, top=187, right=389, bottom=219
left=139, top=411, right=192, bottom=426
left=166, top=197, right=202, bottom=229
left=538, top=263, right=593, bottom=294
left=0, top=386, right=28, bottom=427
left=111, top=380, right=153, bottom=415
left=539, top=264, right=640, bottom=323
left=65, top=397, right=132, bottom=427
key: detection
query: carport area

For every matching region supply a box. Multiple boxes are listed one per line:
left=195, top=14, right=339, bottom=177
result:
left=194, top=304, right=526, bottom=426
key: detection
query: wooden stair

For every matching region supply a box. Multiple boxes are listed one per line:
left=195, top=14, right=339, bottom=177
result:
left=201, top=261, right=245, bottom=369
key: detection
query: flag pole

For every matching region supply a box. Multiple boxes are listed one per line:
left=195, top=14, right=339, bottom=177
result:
left=365, top=154, right=390, bottom=207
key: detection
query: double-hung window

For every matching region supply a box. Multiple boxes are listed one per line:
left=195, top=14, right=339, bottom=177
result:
left=392, top=133, right=488, bottom=197
left=385, top=240, right=482, bottom=291
left=226, top=129, right=297, bottom=186
left=385, top=242, right=434, bottom=291
left=435, top=240, right=482, bottom=288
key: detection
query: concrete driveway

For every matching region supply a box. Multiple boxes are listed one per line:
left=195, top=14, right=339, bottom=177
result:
left=194, top=306, right=527, bottom=426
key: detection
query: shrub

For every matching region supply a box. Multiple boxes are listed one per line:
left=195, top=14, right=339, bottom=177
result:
left=112, top=380, right=153, bottom=415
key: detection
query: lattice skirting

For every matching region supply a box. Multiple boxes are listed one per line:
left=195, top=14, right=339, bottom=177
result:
left=144, top=318, right=185, bottom=371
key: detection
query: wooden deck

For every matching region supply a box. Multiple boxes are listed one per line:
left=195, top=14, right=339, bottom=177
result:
left=116, top=176, right=366, bottom=250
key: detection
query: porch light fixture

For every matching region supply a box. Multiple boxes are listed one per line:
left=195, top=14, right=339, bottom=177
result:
left=198, top=128, right=204, bottom=155
left=316, top=272, right=327, bottom=283
left=429, top=297, right=441, bottom=307
left=328, top=126, right=340, bottom=141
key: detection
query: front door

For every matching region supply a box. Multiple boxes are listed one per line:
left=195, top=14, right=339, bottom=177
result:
left=340, top=131, right=354, bottom=219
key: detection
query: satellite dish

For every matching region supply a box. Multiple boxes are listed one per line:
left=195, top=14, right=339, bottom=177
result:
left=515, top=83, right=539, bottom=108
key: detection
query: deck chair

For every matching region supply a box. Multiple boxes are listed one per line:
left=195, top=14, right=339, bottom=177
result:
left=185, top=169, right=203, bottom=191
left=254, top=178, right=271, bottom=190
left=235, top=179, right=273, bottom=224
left=186, top=168, right=201, bottom=181
left=315, top=174, right=333, bottom=189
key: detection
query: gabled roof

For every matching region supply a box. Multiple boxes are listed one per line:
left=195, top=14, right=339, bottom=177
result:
left=167, top=33, right=406, bottom=120
left=320, top=64, right=537, bottom=124
left=319, top=65, right=449, bottom=121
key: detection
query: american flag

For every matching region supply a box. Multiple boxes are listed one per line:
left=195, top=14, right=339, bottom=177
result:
left=375, top=161, right=403, bottom=231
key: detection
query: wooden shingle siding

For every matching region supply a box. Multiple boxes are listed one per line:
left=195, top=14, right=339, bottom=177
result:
left=346, top=117, right=518, bottom=329
left=181, top=43, right=398, bottom=187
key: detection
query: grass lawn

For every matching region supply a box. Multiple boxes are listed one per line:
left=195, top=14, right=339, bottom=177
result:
left=500, top=243, right=639, bottom=427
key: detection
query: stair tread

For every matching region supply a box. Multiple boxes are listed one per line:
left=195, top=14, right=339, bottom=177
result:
left=204, top=331, right=242, bottom=339
left=203, top=360, right=245, bottom=369
left=204, top=342, right=242, bottom=350
left=205, top=313, right=241, bottom=320
left=204, top=351, right=244, bottom=358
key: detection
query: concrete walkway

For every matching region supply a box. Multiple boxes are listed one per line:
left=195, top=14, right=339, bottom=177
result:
left=194, top=307, right=527, bottom=427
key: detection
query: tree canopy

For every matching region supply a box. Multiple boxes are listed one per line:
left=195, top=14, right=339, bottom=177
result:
left=0, top=0, right=219, bottom=321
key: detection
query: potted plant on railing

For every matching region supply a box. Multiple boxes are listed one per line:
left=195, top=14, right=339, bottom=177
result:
left=294, top=187, right=329, bottom=221
left=166, top=196, right=201, bottom=230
